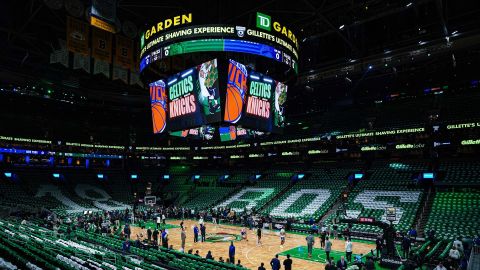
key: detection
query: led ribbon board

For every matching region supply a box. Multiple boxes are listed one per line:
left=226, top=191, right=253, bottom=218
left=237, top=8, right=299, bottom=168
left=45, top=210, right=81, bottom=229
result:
left=140, top=13, right=299, bottom=74
left=140, top=39, right=297, bottom=73
left=140, top=24, right=298, bottom=60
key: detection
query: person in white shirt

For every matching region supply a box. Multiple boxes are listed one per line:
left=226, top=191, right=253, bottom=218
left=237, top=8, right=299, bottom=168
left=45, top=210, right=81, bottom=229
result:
left=449, top=246, right=461, bottom=263
left=199, top=216, right=204, bottom=226
left=453, top=238, right=464, bottom=253
left=156, top=216, right=161, bottom=229
left=433, top=262, right=447, bottom=270
left=345, top=238, right=353, bottom=262
left=162, top=214, right=166, bottom=225
left=280, top=228, right=286, bottom=247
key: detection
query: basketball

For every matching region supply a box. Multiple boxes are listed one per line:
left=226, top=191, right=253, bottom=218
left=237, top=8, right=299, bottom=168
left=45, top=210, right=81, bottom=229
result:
left=225, top=85, right=243, bottom=123
left=152, top=103, right=166, bottom=133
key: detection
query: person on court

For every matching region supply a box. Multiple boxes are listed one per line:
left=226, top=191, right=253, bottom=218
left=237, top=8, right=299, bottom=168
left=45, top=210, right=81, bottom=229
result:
left=375, top=235, right=383, bottom=257
left=229, top=241, right=236, bottom=264
left=345, top=238, right=353, bottom=262
left=257, top=226, right=262, bottom=246
left=152, top=228, right=159, bottom=246
left=270, top=254, right=281, bottom=270
left=180, top=227, right=186, bottom=252
left=193, top=224, right=199, bottom=243
left=200, top=224, right=206, bottom=242
left=147, top=228, right=152, bottom=243
left=320, top=229, right=327, bottom=248
left=212, top=210, right=217, bottom=226
left=283, top=254, right=292, bottom=270
left=280, top=227, right=286, bottom=247
left=161, top=229, right=168, bottom=248
left=241, top=227, right=248, bottom=241
left=306, top=232, right=315, bottom=258
left=156, top=215, right=161, bottom=229
left=325, top=237, right=332, bottom=261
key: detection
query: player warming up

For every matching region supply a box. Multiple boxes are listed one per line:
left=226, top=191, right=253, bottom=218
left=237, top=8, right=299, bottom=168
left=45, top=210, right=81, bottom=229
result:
left=241, top=227, right=248, bottom=241
left=280, top=227, right=286, bottom=248
left=257, top=226, right=263, bottom=246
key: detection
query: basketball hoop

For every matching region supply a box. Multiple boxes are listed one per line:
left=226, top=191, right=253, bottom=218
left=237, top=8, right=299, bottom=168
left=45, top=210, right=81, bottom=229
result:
left=144, top=196, right=157, bottom=206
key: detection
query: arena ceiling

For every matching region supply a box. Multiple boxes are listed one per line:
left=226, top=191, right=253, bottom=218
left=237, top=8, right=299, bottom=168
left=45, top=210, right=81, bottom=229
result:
left=0, top=0, right=479, bottom=111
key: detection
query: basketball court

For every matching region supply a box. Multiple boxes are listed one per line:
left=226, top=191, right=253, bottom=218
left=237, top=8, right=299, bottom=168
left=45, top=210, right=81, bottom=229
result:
left=131, top=220, right=376, bottom=270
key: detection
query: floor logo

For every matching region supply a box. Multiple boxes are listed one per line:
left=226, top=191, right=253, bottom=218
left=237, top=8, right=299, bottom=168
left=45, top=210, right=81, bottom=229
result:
left=256, top=12, right=271, bottom=31
left=205, top=232, right=242, bottom=243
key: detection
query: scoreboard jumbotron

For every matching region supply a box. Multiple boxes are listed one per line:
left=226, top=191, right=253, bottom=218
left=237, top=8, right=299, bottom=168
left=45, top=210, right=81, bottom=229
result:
left=141, top=12, right=298, bottom=141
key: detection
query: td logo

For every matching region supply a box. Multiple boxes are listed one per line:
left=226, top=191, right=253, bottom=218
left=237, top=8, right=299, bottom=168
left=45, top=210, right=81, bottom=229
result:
left=256, top=12, right=271, bottom=31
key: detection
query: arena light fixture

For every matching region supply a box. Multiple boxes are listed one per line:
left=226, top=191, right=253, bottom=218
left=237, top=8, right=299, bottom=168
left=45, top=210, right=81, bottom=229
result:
left=131, top=174, right=138, bottom=179
left=97, top=174, right=104, bottom=179
left=354, top=173, right=364, bottom=179
left=423, top=172, right=434, bottom=179
left=339, top=24, right=345, bottom=30
left=181, top=69, right=194, bottom=78
left=4, top=172, right=12, bottom=178
left=167, top=78, right=177, bottom=85
left=263, top=77, right=273, bottom=83
left=163, top=175, right=170, bottom=180
left=53, top=173, right=61, bottom=179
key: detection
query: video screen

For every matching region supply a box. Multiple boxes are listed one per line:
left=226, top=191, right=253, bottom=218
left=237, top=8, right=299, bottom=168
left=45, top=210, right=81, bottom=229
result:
left=149, top=79, right=168, bottom=134
left=170, top=126, right=215, bottom=141
left=219, top=126, right=266, bottom=142
left=224, top=59, right=287, bottom=133
left=224, top=59, right=248, bottom=124
left=149, top=58, right=286, bottom=137
left=219, top=126, right=237, bottom=142
left=167, top=59, right=221, bottom=131
left=272, top=81, right=288, bottom=133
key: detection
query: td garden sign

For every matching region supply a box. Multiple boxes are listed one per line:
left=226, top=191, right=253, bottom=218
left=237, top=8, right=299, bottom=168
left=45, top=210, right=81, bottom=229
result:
left=140, top=12, right=299, bottom=73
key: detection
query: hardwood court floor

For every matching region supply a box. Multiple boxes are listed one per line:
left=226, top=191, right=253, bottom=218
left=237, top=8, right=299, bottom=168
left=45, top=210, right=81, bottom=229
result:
left=131, top=220, right=375, bottom=270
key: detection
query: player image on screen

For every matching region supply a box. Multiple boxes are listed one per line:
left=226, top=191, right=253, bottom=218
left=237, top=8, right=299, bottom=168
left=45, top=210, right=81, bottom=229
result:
left=198, top=125, right=215, bottom=140
left=224, top=59, right=248, bottom=124
left=149, top=79, right=168, bottom=134
left=198, top=59, right=220, bottom=116
left=273, top=81, right=287, bottom=129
